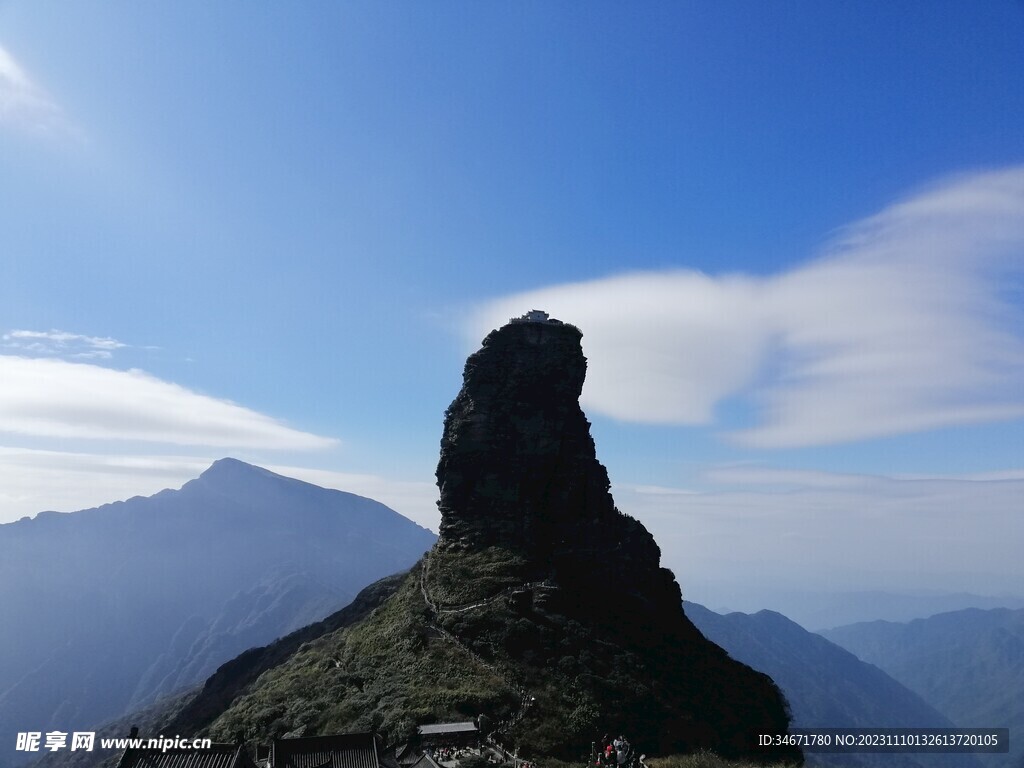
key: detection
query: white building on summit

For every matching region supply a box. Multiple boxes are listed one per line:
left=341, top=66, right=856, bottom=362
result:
left=509, top=309, right=561, bottom=324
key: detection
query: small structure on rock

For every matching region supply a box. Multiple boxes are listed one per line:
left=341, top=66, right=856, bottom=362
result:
left=508, top=309, right=561, bottom=324
left=416, top=721, right=480, bottom=749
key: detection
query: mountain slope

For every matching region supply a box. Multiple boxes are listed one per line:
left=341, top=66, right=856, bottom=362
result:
left=685, top=603, right=978, bottom=768
left=196, top=315, right=801, bottom=764
left=0, top=460, right=435, bottom=767
left=32, top=573, right=409, bottom=768
left=822, top=608, right=1024, bottom=768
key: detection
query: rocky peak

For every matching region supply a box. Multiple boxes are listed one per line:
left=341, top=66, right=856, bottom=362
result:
left=428, top=313, right=799, bottom=761
left=437, top=316, right=588, bottom=541
left=436, top=314, right=676, bottom=614
left=200, top=457, right=273, bottom=480
left=176, top=313, right=798, bottom=764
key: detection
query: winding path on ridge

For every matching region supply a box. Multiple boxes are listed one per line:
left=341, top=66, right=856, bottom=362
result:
left=418, top=553, right=541, bottom=743
left=420, top=554, right=552, bottom=615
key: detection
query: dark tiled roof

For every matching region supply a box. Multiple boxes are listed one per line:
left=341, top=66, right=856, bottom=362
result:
left=393, top=744, right=418, bottom=767
left=118, top=744, right=253, bottom=768
left=413, top=755, right=443, bottom=768
left=271, top=733, right=382, bottom=768
left=416, top=723, right=477, bottom=737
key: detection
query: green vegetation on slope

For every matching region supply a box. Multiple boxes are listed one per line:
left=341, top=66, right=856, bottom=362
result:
left=207, top=546, right=644, bottom=755
left=208, top=561, right=518, bottom=745
left=425, top=546, right=527, bottom=605
left=207, top=548, right=795, bottom=764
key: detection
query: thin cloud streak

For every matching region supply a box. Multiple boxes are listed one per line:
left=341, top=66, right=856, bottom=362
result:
left=0, top=45, right=73, bottom=137
left=3, top=329, right=128, bottom=360
left=704, top=464, right=1024, bottom=488
left=471, top=166, right=1024, bottom=447
left=0, top=356, right=336, bottom=450
left=615, top=469, right=1024, bottom=599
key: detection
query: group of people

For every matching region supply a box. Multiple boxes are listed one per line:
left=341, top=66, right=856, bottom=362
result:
left=430, top=746, right=472, bottom=764
left=595, top=735, right=633, bottom=768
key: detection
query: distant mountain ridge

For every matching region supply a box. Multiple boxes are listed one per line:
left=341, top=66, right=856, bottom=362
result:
left=0, top=459, right=436, bottom=768
left=732, top=590, right=1024, bottom=631
left=822, top=607, right=1024, bottom=768
left=685, top=602, right=977, bottom=768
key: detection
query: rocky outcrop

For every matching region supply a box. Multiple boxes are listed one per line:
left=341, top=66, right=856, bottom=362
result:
left=433, top=313, right=801, bottom=762
left=436, top=317, right=666, bottom=598
left=154, top=314, right=799, bottom=765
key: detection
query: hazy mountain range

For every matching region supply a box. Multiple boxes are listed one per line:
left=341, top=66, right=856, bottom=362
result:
left=710, top=589, right=1024, bottom=632
left=5, top=453, right=1021, bottom=768
left=0, top=459, right=436, bottom=768
left=685, top=603, right=978, bottom=768
left=823, top=608, right=1024, bottom=768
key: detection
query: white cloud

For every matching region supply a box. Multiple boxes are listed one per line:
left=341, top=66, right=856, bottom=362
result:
left=474, top=272, right=767, bottom=424
left=0, top=45, right=72, bottom=137
left=470, top=166, right=1024, bottom=446
left=625, top=484, right=699, bottom=496
left=701, top=465, right=878, bottom=490
left=0, top=356, right=336, bottom=450
left=3, top=329, right=128, bottom=359
left=703, top=463, right=1024, bottom=488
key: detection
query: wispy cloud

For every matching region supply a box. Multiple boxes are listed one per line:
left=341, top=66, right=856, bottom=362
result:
left=3, top=329, right=128, bottom=360
left=702, top=465, right=890, bottom=490
left=0, top=356, right=336, bottom=450
left=471, top=166, right=1024, bottom=447
left=703, top=464, right=1024, bottom=488
left=0, top=45, right=73, bottom=137
left=615, top=467, right=1024, bottom=601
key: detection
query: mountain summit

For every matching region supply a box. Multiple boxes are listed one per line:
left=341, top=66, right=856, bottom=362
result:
left=199, top=315, right=799, bottom=764
left=428, top=314, right=799, bottom=759
left=436, top=314, right=681, bottom=611
left=199, top=456, right=279, bottom=483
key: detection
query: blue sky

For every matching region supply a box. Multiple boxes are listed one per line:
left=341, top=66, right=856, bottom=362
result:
left=2, top=1, right=1023, bottom=614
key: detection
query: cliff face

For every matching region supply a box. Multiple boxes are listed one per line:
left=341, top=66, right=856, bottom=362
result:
left=437, top=317, right=595, bottom=551
left=436, top=317, right=666, bottom=600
